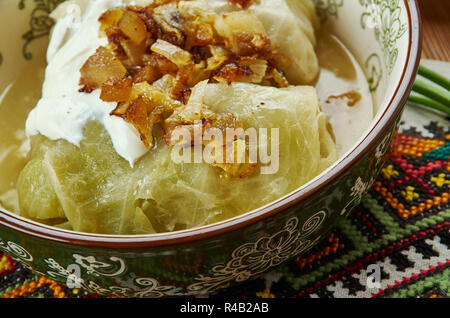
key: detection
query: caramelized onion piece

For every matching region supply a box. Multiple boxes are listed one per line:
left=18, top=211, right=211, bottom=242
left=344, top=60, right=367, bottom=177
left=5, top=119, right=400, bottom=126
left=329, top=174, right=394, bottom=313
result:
left=112, top=82, right=182, bottom=148
left=152, top=3, right=185, bottom=46
left=170, top=69, right=192, bottom=102
left=119, top=37, right=147, bottom=66
left=166, top=80, right=215, bottom=126
left=126, top=96, right=155, bottom=148
left=206, top=45, right=229, bottom=71
left=79, top=46, right=127, bottom=92
left=111, top=101, right=131, bottom=117
left=213, top=62, right=253, bottom=84
left=133, top=65, right=162, bottom=84
left=238, top=57, right=268, bottom=83
left=233, top=32, right=273, bottom=58
left=271, top=68, right=290, bottom=88
left=186, top=62, right=211, bottom=87
left=151, top=39, right=193, bottom=68
left=193, top=22, right=216, bottom=46
left=152, top=74, right=176, bottom=94
left=105, top=26, right=124, bottom=52
left=152, top=53, right=179, bottom=76
left=131, top=82, right=181, bottom=109
left=99, top=8, right=124, bottom=32
left=119, top=10, right=148, bottom=45
left=100, top=76, right=133, bottom=102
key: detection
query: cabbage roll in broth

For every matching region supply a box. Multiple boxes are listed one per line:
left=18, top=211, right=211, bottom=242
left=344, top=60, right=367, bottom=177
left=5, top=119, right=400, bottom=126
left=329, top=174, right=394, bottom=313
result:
left=16, top=0, right=338, bottom=234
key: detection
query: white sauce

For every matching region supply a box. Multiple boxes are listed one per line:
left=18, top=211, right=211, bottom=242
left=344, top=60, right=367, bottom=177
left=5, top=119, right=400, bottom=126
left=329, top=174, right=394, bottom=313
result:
left=25, top=0, right=149, bottom=167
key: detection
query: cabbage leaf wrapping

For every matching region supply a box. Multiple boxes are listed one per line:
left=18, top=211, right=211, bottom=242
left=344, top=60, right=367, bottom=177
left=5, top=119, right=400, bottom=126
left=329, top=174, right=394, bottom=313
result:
left=249, top=0, right=320, bottom=84
left=17, top=83, right=337, bottom=234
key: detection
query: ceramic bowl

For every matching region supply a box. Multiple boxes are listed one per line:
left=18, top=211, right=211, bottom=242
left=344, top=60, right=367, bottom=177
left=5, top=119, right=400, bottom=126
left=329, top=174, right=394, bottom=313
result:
left=0, top=0, right=421, bottom=297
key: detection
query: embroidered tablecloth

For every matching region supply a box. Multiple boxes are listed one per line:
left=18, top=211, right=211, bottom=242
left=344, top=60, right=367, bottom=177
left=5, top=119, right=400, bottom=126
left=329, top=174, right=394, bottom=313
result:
left=0, top=61, right=449, bottom=299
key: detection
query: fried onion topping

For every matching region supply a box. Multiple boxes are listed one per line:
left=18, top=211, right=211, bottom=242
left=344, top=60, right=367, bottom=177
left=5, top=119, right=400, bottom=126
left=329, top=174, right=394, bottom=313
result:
left=78, top=0, right=289, bottom=178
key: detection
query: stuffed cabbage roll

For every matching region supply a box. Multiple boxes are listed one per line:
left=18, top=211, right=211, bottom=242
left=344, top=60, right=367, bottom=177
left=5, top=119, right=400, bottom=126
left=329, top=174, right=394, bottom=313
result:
left=16, top=0, right=336, bottom=235
left=18, top=83, right=336, bottom=234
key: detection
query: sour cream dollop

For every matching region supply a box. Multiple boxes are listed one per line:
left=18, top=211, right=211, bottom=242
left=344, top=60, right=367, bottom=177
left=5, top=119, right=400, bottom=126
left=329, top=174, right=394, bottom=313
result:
left=25, top=0, right=151, bottom=167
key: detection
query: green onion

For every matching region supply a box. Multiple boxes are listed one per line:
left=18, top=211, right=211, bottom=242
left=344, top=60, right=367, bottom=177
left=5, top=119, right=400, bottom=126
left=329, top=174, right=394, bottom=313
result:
left=407, top=94, right=450, bottom=116
left=418, top=65, right=450, bottom=91
left=408, top=64, right=450, bottom=116
left=412, top=80, right=450, bottom=107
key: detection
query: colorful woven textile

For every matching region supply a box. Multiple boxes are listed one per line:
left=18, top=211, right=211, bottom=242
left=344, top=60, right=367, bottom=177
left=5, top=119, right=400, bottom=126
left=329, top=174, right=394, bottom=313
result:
left=0, top=106, right=449, bottom=299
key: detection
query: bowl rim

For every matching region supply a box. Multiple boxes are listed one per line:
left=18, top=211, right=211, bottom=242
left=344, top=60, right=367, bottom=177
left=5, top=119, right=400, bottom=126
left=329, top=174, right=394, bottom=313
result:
left=0, top=0, right=423, bottom=250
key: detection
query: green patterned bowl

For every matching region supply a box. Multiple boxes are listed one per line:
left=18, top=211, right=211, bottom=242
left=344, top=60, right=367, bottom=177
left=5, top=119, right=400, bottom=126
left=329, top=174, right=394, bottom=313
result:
left=0, top=0, right=421, bottom=297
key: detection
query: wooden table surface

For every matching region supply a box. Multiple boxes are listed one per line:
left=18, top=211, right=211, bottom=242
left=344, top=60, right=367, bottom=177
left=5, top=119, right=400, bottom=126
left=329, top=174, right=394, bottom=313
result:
left=417, top=0, right=450, bottom=61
